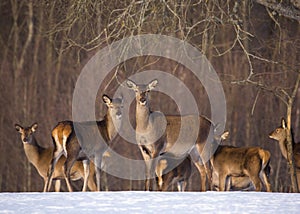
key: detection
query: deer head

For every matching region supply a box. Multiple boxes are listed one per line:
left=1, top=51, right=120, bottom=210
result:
left=126, top=79, right=158, bottom=106
left=269, top=118, right=287, bottom=142
left=15, top=123, right=38, bottom=144
left=102, top=94, right=123, bottom=120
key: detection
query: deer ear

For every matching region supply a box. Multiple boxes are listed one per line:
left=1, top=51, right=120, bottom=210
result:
left=31, top=123, right=38, bottom=132
left=126, top=79, right=137, bottom=90
left=281, top=118, right=287, bottom=129
left=221, top=131, right=229, bottom=140
left=147, top=79, right=158, bottom=90
left=15, top=124, right=23, bottom=133
left=102, top=95, right=112, bottom=106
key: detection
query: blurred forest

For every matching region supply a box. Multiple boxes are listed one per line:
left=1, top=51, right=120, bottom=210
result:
left=1, top=0, right=300, bottom=192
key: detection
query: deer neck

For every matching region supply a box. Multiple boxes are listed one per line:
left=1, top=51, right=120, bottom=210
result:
left=136, top=103, right=150, bottom=131
left=278, top=133, right=296, bottom=160
left=105, top=114, right=120, bottom=141
left=23, top=136, right=44, bottom=168
left=277, top=137, right=289, bottom=160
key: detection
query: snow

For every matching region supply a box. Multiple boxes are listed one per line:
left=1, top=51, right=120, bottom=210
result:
left=0, top=191, right=300, bottom=213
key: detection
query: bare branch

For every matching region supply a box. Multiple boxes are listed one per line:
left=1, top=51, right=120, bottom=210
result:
left=17, top=0, right=33, bottom=73
left=254, top=0, right=300, bottom=21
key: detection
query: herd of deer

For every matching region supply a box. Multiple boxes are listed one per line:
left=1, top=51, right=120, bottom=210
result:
left=15, top=79, right=300, bottom=192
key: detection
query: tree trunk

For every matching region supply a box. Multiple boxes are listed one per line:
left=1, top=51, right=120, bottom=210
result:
left=286, top=73, right=300, bottom=192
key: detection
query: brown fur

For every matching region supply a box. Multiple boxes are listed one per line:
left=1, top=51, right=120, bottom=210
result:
left=156, top=155, right=191, bottom=191
left=211, top=144, right=272, bottom=192
left=47, top=95, right=123, bottom=191
left=15, top=123, right=96, bottom=192
left=126, top=79, right=213, bottom=191
left=212, top=154, right=271, bottom=191
left=165, top=115, right=213, bottom=191
left=269, top=118, right=300, bottom=191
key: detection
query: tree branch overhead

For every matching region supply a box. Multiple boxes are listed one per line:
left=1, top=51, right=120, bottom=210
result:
left=255, top=0, right=300, bottom=21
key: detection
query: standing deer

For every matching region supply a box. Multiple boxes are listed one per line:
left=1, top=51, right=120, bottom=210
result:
left=211, top=131, right=272, bottom=192
left=211, top=132, right=271, bottom=191
left=212, top=165, right=271, bottom=191
left=46, top=95, right=123, bottom=191
left=156, top=155, right=191, bottom=191
left=212, top=172, right=254, bottom=191
left=126, top=79, right=213, bottom=191
left=269, top=118, right=300, bottom=190
left=15, top=123, right=97, bottom=192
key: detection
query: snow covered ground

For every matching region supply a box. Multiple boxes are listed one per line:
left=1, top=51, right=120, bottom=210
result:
left=0, top=191, right=300, bottom=213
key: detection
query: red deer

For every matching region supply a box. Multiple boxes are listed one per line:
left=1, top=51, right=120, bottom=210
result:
left=269, top=118, right=300, bottom=190
left=211, top=131, right=272, bottom=192
left=15, top=123, right=97, bottom=192
left=126, top=79, right=213, bottom=191
left=212, top=173, right=254, bottom=191
left=156, top=155, right=191, bottom=191
left=46, top=95, right=123, bottom=191
left=212, top=165, right=271, bottom=191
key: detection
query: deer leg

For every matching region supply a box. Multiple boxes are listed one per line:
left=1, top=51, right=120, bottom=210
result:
left=46, top=166, right=55, bottom=192
left=156, top=175, right=163, bottom=191
left=296, top=171, right=300, bottom=193
left=64, top=172, right=73, bottom=192
left=249, top=175, right=262, bottom=191
left=93, top=155, right=103, bottom=191
left=260, top=172, right=272, bottom=192
left=87, top=165, right=97, bottom=191
left=218, top=173, right=227, bottom=191
left=143, top=158, right=158, bottom=191
left=189, top=149, right=208, bottom=191
left=225, top=176, right=232, bottom=191
left=203, top=160, right=212, bottom=190
left=193, top=161, right=207, bottom=191
left=139, top=146, right=153, bottom=191
left=182, top=181, right=187, bottom=192
left=54, top=180, right=61, bottom=192
left=43, top=178, right=49, bottom=192
left=64, top=157, right=76, bottom=192
left=177, top=181, right=182, bottom=192
left=101, top=155, right=109, bottom=191
left=177, top=180, right=186, bottom=192
left=46, top=150, right=64, bottom=192
left=155, top=159, right=164, bottom=191
left=150, top=157, right=159, bottom=191
left=95, top=166, right=101, bottom=191
left=82, top=159, right=90, bottom=192
left=144, top=160, right=152, bottom=191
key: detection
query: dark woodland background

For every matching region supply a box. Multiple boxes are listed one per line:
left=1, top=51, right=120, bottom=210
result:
left=1, top=0, right=300, bottom=192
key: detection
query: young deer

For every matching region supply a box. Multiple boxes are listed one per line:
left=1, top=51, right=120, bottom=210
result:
left=211, top=132, right=271, bottom=191
left=212, top=163, right=271, bottom=191
left=126, top=79, right=213, bottom=191
left=15, top=123, right=97, bottom=192
left=156, top=155, right=191, bottom=191
left=46, top=95, right=123, bottom=191
left=211, top=131, right=272, bottom=192
left=269, top=118, right=300, bottom=190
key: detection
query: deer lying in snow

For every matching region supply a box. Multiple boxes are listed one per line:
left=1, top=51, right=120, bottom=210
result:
left=15, top=123, right=97, bottom=192
left=211, top=131, right=272, bottom=192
